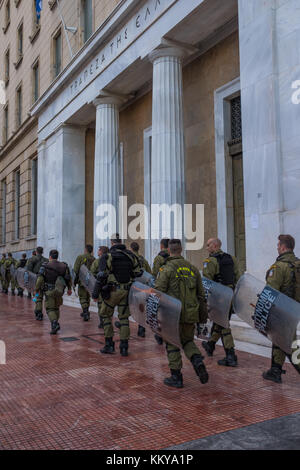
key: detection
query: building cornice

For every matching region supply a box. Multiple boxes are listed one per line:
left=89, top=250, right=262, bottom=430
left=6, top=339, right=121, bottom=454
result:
left=30, top=0, right=142, bottom=117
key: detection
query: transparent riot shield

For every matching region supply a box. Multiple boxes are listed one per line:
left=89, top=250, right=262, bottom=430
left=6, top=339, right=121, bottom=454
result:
left=202, top=276, right=233, bottom=328
left=16, top=268, right=37, bottom=292
left=137, top=271, right=155, bottom=288
left=129, top=281, right=182, bottom=348
left=79, top=265, right=96, bottom=297
left=233, top=273, right=300, bottom=355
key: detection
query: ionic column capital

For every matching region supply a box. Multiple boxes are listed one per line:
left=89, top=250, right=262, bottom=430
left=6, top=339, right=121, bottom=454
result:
left=148, top=38, right=197, bottom=63
left=93, top=91, right=130, bottom=109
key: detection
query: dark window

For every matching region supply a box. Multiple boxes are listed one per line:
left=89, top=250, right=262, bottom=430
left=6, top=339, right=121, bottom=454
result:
left=15, top=170, right=20, bottom=240
left=18, top=23, right=23, bottom=56
left=231, top=96, right=242, bottom=141
left=16, top=86, right=22, bottom=127
left=54, top=31, right=62, bottom=77
left=83, top=0, right=93, bottom=42
left=31, top=159, right=38, bottom=235
left=33, top=61, right=39, bottom=102
left=1, top=180, right=6, bottom=244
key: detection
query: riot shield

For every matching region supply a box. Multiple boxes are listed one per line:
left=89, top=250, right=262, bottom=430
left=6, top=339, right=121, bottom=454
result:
left=202, top=276, right=233, bottom=328
left=233, top=273, right=300, bottom=355
left=78, top=265, right=96, bottom=296
left=16, top=268, right=37, bottom=292
left=137, top=271, right=155, bottom=288
left=129, top=281, right=181, bottom=348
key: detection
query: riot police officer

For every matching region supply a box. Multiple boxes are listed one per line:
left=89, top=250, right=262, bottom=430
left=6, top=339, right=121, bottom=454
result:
left=155, top=239, right=209, bottom=388
left=27, top=247, right=48, bottom=319
left=4, top=253, right=17, bottom=295
left=73, top=245, right=95, bottom=321
left=16, top=253, right=27, bottom=297
left=92, top=235, right=142, bottom=357
left=202, top=238, right=241, bottom=367
left=0, top=253, right=6, bottom=293
left=35, top=250, right=72, bottom=335
left=91, top=246, right=109, bottom=329
left=263, top=234, right=300, bottom=383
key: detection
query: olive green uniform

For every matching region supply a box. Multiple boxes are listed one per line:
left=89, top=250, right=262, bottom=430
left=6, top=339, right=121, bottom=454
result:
left=265, top=251, right=300, bottom=374
left=0, top=257, right=6, bottom=291
left=36, top=260, right=71, bottom=323
left=155, top=256, right=208, bottom=371
left=3, top=257, right=17, bottom=293
left=27, top=254, right=48, bottom=314
left=73, top=253, right=95, bottom=311
left=98, top=246, right=141, bottom=342
left=203, top=250, right=240, bottom=350
left=137, top=253, right=152, bottom=275
left=152, top=249, right=169, bottom=278
left=91, top=258, right=104, bottom=325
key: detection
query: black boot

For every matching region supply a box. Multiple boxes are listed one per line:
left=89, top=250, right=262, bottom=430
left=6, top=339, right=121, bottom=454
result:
left=50, top=320, right=60, bottom=335
left=100, top=338, right=115, bottom=354
left=120, top=340, right=129, bottom=357
left=218, top=348, right=238, bottom=367
left=35, top=310, right=43, bottom=321
left=191, top=354, right=209, bottom=384
left=263, top=365, right=284, bottom=383
left=18, top=289, right=23, bottom=297
left=138, top=325, right=146, bottom=338
left=83, top=308, right=90, bottom=322
left=11, top=289, right=15, bottom=296
left=98, top=317, right=104, bottom=329
left=154, top=334, right=163, bottom=345
left=164, top=369, right=183, bottom=388
left=202, top=341, right=215, bottom=357
left=27, top=292, right=32, bottom=299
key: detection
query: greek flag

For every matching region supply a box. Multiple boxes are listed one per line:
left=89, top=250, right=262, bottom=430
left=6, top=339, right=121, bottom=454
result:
left=36, top=0, right=42, bottom=20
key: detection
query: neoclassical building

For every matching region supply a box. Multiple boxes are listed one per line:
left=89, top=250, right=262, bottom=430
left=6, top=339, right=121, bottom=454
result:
left=1, top=0, right=300, bottom=287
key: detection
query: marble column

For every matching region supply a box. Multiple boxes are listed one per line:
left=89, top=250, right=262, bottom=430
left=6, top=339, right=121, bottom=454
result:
left=238, top=0, right=300, bottom=280
left=149, top=45, right=186, bottom=257
left=37, top=125, right=86, bottom=267
left=93, top=93, right=126, bottom=248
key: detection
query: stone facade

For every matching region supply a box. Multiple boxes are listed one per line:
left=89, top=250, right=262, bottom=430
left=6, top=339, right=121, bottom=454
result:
left=0, top=0, right=122, bottom=257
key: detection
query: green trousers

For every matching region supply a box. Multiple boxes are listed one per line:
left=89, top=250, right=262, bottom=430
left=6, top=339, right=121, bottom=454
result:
left=210, top=322, right=235, bottom=350
left=45, top=290, right=63, bottom=322
left=166, top=323, right=202, bottom=370
left=35, top=291, right=44, bottom=313
left=272, top=340, right=300, bottom=374
left=78, top=285, right=90, bottom=311
left=100, top=289, right=130, bottom=341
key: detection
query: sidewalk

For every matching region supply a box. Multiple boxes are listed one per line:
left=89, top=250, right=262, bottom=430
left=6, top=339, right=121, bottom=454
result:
left=0, top=292, right=299, bottom=450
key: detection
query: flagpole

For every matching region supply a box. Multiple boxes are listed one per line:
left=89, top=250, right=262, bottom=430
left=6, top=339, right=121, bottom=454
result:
left=56, top=0, right=74, bottom=59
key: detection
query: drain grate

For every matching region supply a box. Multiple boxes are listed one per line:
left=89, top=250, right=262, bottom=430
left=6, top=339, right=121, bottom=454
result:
left=60, top=337, right=80, bottom=342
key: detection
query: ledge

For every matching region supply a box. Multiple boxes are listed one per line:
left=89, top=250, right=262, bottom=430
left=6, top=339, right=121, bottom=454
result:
left=14, top=54, right=23, bottom=70
left=29, top=25, right=41, bottom=44
left=10, top=239, right=20, bottom=245
left=14, top=0, right=21, bottom=6
left=2, top=20, right=10, bottom=34
left=25, top=235, right=37, bottom=241
left=48, top=0, right=57, bottom=9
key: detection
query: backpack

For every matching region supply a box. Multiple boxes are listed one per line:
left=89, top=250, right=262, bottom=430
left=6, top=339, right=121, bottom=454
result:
left=109, top=249, right=134, bottom=284
left=213, top=253, right=235, bottom=286
left=170, top=261, right=200, bottom=322
left=285, top=259, right=300, bottom=302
